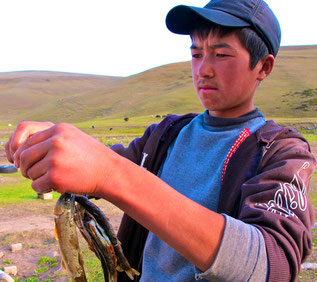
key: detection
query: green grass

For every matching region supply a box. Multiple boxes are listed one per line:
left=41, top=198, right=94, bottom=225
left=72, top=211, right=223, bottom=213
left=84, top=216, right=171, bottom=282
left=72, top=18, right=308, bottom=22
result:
left=37, top=256, right=57, bottom=266
left=34, top=266, right=49, bottom=274
left=80, top=245, right=104, bottom=281
left=0, top=174, right=60, bottom=207
left=74, top=115, right=164, bottom=135
left=0, top=175, right=37, bottom=204
left=308, top=173, right=317, bottom=213
left=303, top=134, right=317, bottom=142
left=33, top=256, right=58, bottom=276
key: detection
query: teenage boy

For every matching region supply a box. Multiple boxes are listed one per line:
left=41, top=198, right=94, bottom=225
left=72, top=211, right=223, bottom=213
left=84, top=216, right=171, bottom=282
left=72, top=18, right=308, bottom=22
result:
left=6, top=0, right=315, bottom=281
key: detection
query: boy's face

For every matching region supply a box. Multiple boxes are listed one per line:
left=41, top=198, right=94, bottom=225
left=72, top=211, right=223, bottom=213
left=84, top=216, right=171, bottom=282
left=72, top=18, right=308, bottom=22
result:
left=191, top=30, right=264, bottom=118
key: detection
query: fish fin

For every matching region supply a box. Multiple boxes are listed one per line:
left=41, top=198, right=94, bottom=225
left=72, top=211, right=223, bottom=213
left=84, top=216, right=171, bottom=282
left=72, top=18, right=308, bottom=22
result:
left=109, top=271, right=117, bottom=282
left=114, top=271, right=118, bottom=281
left=79, top=253, right=85, bottom=267
left=54, top=227, right=59, bottom=241
left=124, top=268, right=140, bottom=280
left=61, top=259, right=67, bottom=270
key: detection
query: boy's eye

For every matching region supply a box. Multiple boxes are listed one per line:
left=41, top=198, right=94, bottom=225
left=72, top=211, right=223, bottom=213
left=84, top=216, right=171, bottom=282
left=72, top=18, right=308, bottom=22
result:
left=217, top=53, right=228, bottom=57
left=192, top=54, right=201, bottom=59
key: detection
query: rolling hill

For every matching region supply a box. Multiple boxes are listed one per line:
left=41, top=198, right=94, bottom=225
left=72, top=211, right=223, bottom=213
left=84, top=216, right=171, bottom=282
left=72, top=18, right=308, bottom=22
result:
left=0, top=45, right=316, bottom=124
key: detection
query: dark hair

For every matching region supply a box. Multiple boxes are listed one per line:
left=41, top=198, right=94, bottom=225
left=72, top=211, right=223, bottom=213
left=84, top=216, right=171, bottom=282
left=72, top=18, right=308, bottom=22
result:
left=190, top=21, right=269, bottom=69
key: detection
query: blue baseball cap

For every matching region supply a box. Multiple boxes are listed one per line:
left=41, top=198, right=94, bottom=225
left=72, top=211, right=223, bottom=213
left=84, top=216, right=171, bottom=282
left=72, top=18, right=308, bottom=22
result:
left=166, top=0, right=281, bottom=57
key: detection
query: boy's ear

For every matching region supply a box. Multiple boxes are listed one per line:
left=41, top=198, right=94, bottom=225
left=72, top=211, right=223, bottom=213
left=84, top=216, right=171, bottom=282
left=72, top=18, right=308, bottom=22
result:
left=257, top=54, right=275, bottom=81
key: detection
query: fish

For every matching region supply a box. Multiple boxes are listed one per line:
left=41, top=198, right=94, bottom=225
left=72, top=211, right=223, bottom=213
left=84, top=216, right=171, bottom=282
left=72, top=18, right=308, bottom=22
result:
left=54, top=193, right=87, bottom=282
left=74, top=202, right=118, bottom=281
left=55, top=193, right=139, bottom=281
left=75, top=195, right=140, bottom=281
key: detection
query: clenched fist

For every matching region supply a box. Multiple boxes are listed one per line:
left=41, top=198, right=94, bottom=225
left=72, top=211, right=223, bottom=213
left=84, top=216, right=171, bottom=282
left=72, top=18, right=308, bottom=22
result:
left=7, top=122, right=114, bottom=196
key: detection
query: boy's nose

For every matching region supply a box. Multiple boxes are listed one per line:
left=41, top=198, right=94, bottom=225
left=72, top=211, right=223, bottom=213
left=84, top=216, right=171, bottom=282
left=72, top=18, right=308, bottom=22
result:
left=198, top=57, right=215, bottom=78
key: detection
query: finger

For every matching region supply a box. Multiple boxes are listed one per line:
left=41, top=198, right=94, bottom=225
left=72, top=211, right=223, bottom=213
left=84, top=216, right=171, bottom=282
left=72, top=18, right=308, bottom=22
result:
left=9, top=123, right=39, bottom=155
left=14, top=127, right=54, bottom=168
left=31, top=171, right=67, bottom=194
left=18, top=139, right=51, bottom=178
left=31, top=173, right=54, bottom=194
left=8, top=121, right=55, bottom=161
left=5, top=136, right=14, bottom=163
left=26, top=157, right=49, bottom=181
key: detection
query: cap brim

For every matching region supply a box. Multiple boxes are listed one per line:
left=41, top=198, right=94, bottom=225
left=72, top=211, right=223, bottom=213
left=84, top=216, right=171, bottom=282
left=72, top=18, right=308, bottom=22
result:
left=166, top=5, right=251, bottom=35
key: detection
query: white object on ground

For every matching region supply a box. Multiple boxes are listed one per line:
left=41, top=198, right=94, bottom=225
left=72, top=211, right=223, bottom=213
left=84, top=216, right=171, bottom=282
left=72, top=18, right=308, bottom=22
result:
left=302, top=263, right=317, bottom=270
left=10, top=243, right=22, bottom=252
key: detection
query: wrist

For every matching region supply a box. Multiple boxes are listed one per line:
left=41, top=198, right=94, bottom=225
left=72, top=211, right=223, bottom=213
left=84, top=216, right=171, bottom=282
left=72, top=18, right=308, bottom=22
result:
left=94, top=148, right=130, bottom=201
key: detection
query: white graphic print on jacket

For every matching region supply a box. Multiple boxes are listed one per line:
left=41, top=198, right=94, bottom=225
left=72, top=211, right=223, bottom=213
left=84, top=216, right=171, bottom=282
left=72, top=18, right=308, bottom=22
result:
left=255, top=161, right=310, bottom=218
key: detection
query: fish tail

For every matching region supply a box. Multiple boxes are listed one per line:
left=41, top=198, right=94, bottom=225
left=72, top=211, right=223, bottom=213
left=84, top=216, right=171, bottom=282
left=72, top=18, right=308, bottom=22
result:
left=124, top=268, right=140, bottom=280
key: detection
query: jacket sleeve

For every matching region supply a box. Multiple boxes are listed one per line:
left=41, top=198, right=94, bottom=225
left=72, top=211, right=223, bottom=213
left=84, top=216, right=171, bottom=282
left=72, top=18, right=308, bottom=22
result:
left=237, top=133, right=316, bottom=281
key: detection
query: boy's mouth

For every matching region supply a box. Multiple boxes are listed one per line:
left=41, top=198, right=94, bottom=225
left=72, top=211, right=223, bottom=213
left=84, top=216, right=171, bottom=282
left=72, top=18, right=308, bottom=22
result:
left=198, top=80, right=218, bottom=91
left=199, top=84, right=218, bottom=93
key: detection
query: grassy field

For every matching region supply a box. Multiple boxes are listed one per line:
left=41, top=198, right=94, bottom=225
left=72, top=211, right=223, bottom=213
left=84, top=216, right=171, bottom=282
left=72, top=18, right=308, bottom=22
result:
left=0, top=45, right=316, bottom=125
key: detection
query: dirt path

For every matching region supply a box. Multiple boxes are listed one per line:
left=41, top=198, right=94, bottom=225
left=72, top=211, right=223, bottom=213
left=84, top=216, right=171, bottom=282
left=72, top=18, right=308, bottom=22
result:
left=0, top=215, right=53, bottom=234
left=0, top=201, right=123, bottom=235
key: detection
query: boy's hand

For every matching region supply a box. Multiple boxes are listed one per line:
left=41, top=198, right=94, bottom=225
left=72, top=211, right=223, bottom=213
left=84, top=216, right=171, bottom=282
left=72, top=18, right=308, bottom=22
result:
left=10, top=122, right=111, bottom=196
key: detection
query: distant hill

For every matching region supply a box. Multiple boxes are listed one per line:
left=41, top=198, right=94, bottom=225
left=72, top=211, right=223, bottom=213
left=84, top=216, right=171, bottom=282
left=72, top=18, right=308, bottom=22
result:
left=0, top=45, right=316, bottom=123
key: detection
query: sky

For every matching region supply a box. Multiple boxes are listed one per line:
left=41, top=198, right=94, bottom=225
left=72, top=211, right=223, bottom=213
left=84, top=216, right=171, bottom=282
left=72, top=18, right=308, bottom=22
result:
left=0, top=0, right=316, bottom=77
